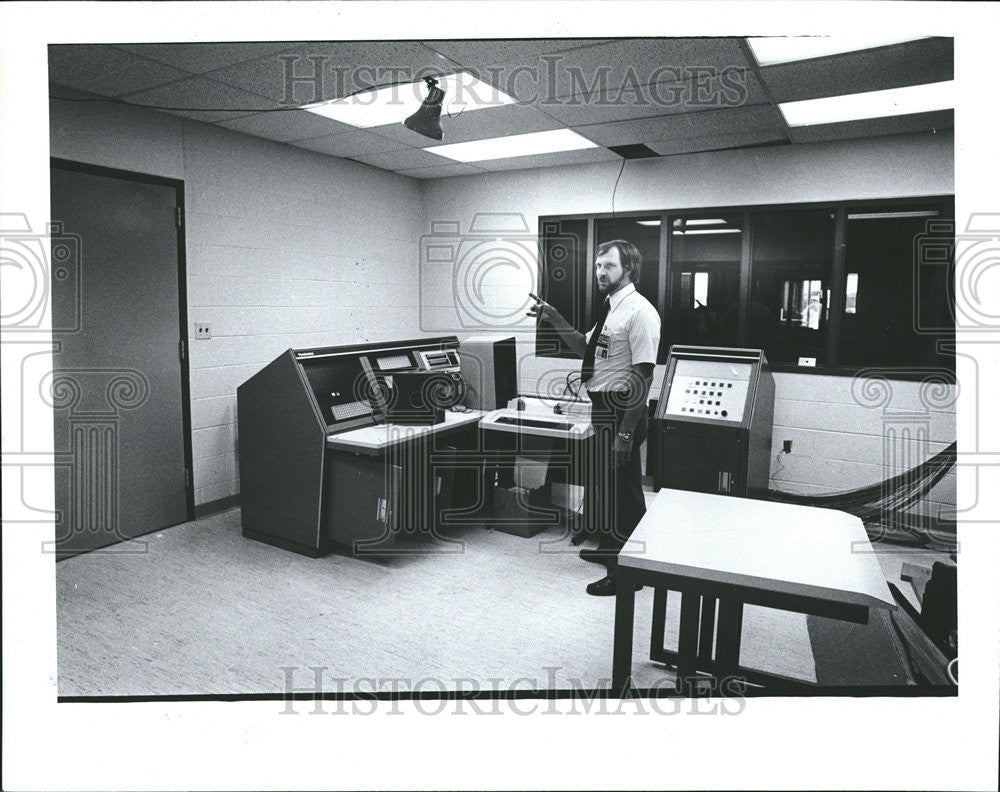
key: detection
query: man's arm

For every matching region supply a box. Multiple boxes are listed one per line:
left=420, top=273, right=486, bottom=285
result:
left=527, top=292, right=587, bottom=358
left=612, top=363, right=654, bottom=468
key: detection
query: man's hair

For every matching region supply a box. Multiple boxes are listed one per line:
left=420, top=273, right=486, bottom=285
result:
left=596, top=239, right=643, bottom=284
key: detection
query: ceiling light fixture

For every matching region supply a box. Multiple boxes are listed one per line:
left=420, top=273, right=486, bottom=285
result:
left=747, top=35, right=933, bottom=66
left=779, top=80, right=953, bottom=126
left=424, top=129, right=599, bottom=163
left=403, top=77, right=445, bottom=141
left=301, top=71, right=515, bottom=131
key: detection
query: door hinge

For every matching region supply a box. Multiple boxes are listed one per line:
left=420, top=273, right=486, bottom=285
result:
left=185, top=468, right=192, bottom=487
left=176, top=206, right=183, bottom=228
left=179, top=338, right=186, bottom=360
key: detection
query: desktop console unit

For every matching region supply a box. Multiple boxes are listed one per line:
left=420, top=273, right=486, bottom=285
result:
left=651, top=345, right=775, bottom=498
left=237, top=336, right=479, bottom=556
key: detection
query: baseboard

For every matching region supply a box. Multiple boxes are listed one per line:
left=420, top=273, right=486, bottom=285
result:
left=195, top=494, right=240, bottom=518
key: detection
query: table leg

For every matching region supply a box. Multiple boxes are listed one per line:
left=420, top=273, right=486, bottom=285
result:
left=675, top=591, right=701, bottom=688
left=714, top=598, right=744, bottom=683
left=698, top=597, right=717, bottom=667
left=649, top=587, right=668, bottom=661
left=612, top=571, right=637, bottom=695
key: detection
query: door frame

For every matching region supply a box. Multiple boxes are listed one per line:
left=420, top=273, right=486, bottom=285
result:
left=50, top=157, right=196, bottom=524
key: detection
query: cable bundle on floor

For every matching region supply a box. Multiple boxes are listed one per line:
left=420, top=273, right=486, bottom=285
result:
left=768, top=442, right=957, bottom=548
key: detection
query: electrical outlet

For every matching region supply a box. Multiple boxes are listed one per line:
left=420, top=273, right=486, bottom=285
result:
left=797, top=357, right=816, bottom=367
left=783, top=439, right=793, bottom=454
left=195, top=323, right=212, bottom=339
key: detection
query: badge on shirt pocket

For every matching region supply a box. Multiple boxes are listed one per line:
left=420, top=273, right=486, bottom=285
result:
left=596, top=331, right=610, bottom=359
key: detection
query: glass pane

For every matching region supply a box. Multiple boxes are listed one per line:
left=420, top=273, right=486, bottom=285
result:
left=749, top=210, right=836, bottom=364
left=536, top=218, right=589, bottom=358
left=594, top=216, right=662, bottom=319
left=665, top=213, right=743, bottom=353
left=839, top=206, right=954, bottom=369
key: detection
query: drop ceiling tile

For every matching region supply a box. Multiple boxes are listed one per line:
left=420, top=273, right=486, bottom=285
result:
left=117, top=42, right=302, bottom=75
left=532, top=69, right=770, bottom=126
left=577, top=104, right=786, bottom=147
left=290, top=129, right=415, bottom=158
left=118, top=75, right=280, bottom=122
left=371, top=103, right=563, bottom=147
left=648, top=129, right=789, bottom=156
left=482, top=37, right=753, bottom=103
left=473, top=146, right=621, bottom=172
left=395, top=162, right=487, bottom=179
left=760, top=37, right=954, bottom=103
left=218, top=109, right=355, bottom=142
left=351, top=147, right=456, bottom=171
left=425, top=39, right=610, bottom=70
left=206, top=41, right=446, bottom=106
left=48, top=45, right=192, bottom=96
left=788, top=109, right=953, bottom=145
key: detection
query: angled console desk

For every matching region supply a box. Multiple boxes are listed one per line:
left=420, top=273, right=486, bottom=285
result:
left=238, top=337, right=480, bottom=556
left=612, top=488, right=896, bottom=693
left=239, top=341, right=618, bottom=554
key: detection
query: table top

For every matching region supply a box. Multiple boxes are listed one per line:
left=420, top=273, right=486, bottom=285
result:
left=326, top=409, right=483, bottom=453
left=619, top=488, right=896, bottom=610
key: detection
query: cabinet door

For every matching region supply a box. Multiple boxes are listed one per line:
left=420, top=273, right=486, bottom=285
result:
left=326, top=454, right=397, bottom=552
left=656, top=429, right=743, bottom=496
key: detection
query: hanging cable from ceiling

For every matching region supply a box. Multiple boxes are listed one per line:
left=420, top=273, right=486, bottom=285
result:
left=610, top=157, right=626, bottom=219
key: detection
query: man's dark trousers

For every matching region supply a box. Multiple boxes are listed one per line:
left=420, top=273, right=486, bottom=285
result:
left=586, top=389, right=647, bottom=565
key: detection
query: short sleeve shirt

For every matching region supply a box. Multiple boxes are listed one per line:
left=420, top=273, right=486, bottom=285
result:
left=584, top=283, right=661, bottom=393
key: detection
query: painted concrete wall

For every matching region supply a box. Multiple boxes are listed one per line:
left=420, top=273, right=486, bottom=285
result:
left=50, top=91, right=428, bottom=506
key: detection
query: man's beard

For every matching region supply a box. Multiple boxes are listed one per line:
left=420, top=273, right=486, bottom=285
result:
left=598, top=273, right=624, bottom=293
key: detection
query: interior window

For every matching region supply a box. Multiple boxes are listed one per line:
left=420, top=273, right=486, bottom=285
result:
left=664, top=213, right=743, bottom=353
left=535, top=218, right=589, bottom=358
left=749, top=210, right=837, bottom=365
left=594, top=216, right=662, bottom=318
left=839, top=206, right=954, bottom=368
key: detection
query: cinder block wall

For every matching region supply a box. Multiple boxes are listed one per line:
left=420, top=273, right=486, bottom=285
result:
left=50, top=90, right=428, bottom=506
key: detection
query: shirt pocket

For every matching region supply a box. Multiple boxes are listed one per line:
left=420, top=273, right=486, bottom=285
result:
left=604, top=322, right=631, bottom=360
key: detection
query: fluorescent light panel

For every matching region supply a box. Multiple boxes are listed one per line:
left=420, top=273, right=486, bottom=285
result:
left=302, top=72, right=515, bottom=128
left=747, top=36, right=932, bottom=66
left=425, top=129, right=598, bottom=162
left=848, top=210, right=940, bottom=220
left=672, top=229, right=742, bottom=236
left=780, top=80, right=953, bottom=127
left=682, top=218, right=730, bottom=226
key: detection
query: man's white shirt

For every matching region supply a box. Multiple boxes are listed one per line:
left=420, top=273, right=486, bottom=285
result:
left=584, top=282, right=661, bottom=393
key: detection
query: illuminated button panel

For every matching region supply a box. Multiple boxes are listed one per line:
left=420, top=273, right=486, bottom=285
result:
left=664, top=373, right=751, bottom=422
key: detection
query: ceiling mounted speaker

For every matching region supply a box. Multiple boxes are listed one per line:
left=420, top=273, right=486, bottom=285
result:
left=403, top=77, right=445, bottom=141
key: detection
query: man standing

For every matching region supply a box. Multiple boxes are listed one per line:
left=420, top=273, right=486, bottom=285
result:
left=529, top=240, right=661, bottom=595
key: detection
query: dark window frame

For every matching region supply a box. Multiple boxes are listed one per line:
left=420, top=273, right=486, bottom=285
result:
left=538, top=195, right=955, bottom=381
